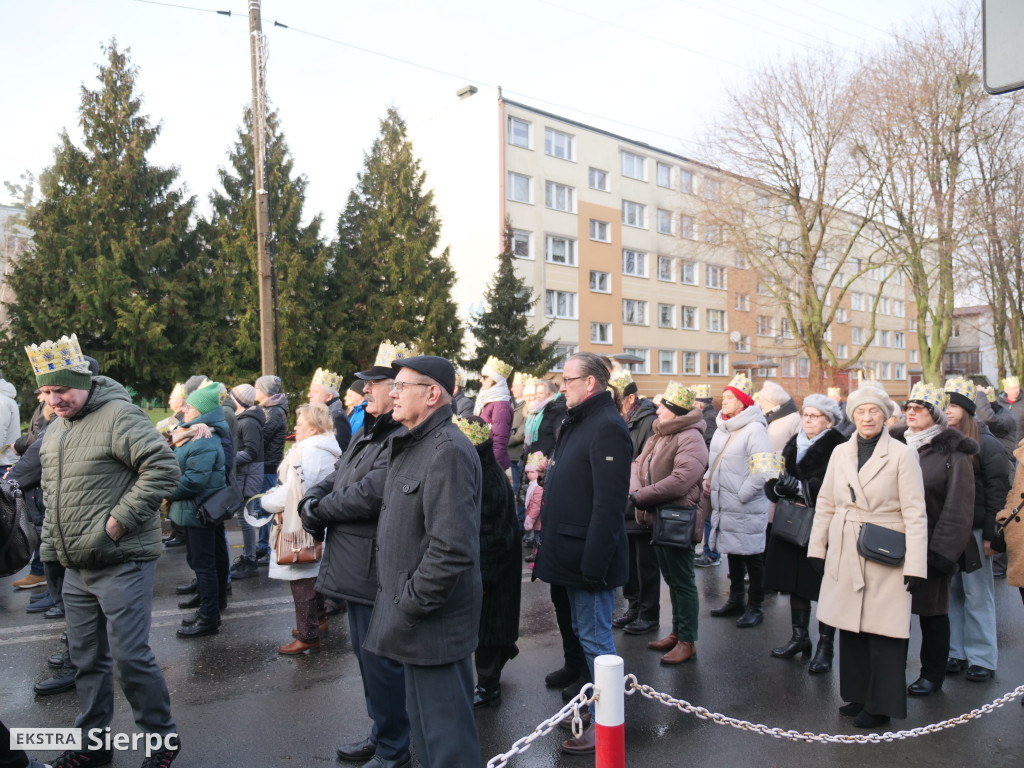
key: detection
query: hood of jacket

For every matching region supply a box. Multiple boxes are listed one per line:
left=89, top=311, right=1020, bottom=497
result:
left=765, top=398, right=798, bottom=425
left=0, top=379, right=16, bottom=399
left=717, top=402, right=766, bottom=432
left=237, top=404, right=266, bottom=427
left=183, top=405, right=229, bottom=435
left=626, top=397, right=657, bottom=427
left=652, top=409, right=706, bottom=437
left=303, top=431, right=343, bottom=462
left=261, top=392, right=289, bottom=410
left=68, top=376, right=130, bottom=421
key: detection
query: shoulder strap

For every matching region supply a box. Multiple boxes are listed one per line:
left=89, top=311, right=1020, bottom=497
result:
left=707, top=430, right=738, bottom=483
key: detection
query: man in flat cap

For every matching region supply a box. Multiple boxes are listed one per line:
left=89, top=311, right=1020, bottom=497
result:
left=362, top=355, right=483, bottom=768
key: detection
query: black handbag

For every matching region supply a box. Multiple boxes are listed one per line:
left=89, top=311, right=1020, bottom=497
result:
left=857, top=522, right=905, bottom=566
left=0, top=480, right=36, bottom=577
left=652, top=505, right=698, bottom=549
left=196, top=483, right=245, bottom=526
left=992, top=497, right=1024, bottom=554
left=771, top=480, right=814, bottom=548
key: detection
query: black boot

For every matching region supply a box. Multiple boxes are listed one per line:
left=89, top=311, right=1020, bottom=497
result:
left=711, top=591, right=746, bottom=617
left=177, top=614, right=220, bottom=638
left=771, top=607, right=812, bottom=658
left=808, top=622, right=835, bottom=674
left=736, top=602, right=764, bottom=628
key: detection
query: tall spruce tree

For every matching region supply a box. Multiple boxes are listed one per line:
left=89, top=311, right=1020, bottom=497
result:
left=2, top=41, right=195, bottom=398
left=197, top=107, right=328, bottom=396
left=329, top=108, right=462, bottom=373
left=466, top=220, right=559, bottom=380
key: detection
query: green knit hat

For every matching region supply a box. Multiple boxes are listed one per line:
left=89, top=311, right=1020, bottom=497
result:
left=186, top=382, right=222, bottom=415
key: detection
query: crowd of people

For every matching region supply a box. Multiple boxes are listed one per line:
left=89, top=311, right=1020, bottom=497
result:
left=6, top=331, right=1024, bottom=766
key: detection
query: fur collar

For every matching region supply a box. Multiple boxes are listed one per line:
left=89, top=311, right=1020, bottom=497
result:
left=889, top=425, right=978, bottom=457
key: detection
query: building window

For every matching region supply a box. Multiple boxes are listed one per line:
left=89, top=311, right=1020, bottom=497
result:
left=757, top=315, right=775, bottom=337
left=850, top=291, right=864, bottom=311
left=659, top=350, right=676, bottom=374
left=507, top=117, right=530, bottom=148
left=707, top=352, right=728, bottom=376
left=590, top=322, right=612, bottom=345
left=893, top=362, right=905, bottom=379
left=894, top=331, right=905, bottom=349
left=589, top=219, right=610, bottom=242
left=545, top=181, right=575, bottom=212
left=622, top=249, right=647, bottom=277
left=549, top=344, right=578, bottom=372
left=680, top=260, right=697, bottom=285
left=622, top=200, right=646, bottom=228
left=735, top=293, right=750, bottom=311
left=706, top=309, right=727, bottom=333
left=879, top=330, right=890, bottom=347
left=544, top=128, right=574, bottom=160
left=680, top=169, right=693, bottom=194
left=910, top=349, right=919, bottom=363
left=621, top=151, right=645, bottom=180
left=657, top=256, right=674, bottom=282
left=835, top=307, right=848, bottom=323
left=781, top=358, right=796, bottom=377
left=704, top=224, right=722, bottom=244
left=623, top=299, right=648, bottom=325
left=682, top=351, right=698, bottom=374
left=511, top=229, right=532, bottom=259
left=589, top=270, right=610, bottom=293
left=657, top=162, right=672, bottom=187
left=879, top=297, right=890, bottom=315
left=681, top=306, right=698, bottom=330
left=851, top=326, right=863, bottom=345
left=506, top=172, right=531, bottom=203
left=658, top=303, right=675, bottom=328
left=545, top=236, right=576, bottom=266
left=880, top=361, right=892, bottom=380
left=657, top=209, right=673, bottom=235
left=781, top=318, right=794, bottom=339
left=680, top=214, right=695, bottom=240
left=798, top=357, right=810, bottom=378
left=736, top=334, right=750, bottom=353
left=544, top=290, right=577, bottom=319
left=705, top=264, right=727, bottom=290
left=836, top=343, right=848, bottom=359
left=623, top=348, right=649, bottom=374
left=734, top=251, right=748, bottom=269
left=588, top=167, right=609, bottom=191
left=893, top=299, right=905, bottom=317
left=703, top=178, right=720, bottom=201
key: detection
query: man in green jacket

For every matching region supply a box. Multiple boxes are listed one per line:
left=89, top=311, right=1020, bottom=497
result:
left=26, top=334, right=182, bottom=768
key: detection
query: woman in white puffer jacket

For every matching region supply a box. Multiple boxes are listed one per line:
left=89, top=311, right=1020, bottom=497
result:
left=706, top=373, right=772, bottom=628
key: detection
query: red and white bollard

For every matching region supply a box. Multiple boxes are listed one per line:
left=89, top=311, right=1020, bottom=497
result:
left=594, top=654, right=625, bottom=768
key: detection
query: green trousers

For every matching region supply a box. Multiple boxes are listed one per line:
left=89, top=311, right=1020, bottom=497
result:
left=654, top=545, right=699, bottom=642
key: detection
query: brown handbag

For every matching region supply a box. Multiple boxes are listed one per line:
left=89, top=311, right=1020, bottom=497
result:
left=274, top=515, right=323, bottom=565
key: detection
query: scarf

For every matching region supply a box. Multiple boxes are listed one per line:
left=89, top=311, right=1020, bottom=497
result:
left=474, top=376, right=510, bottom=416
left=525, top=395, right=555, bottom=446
left=796, top=428, right=828, bottom=462
left=905, top=424, right=942, bottom=454
left=171, top=423, right=212, bottom=447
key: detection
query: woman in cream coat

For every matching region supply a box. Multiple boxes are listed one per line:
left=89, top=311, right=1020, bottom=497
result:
left=807, top=384, right=928, bottom=730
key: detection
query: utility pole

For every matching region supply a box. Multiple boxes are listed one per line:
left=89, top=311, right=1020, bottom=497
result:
left=248, top=0, right=275, bottom=376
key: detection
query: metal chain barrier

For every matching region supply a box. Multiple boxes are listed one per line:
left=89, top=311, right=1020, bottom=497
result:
left=625, top=673, right=1024, bottom=744
left=484, top=684, right=596, bottom=768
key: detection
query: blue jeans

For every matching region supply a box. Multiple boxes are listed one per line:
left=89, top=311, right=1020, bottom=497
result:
left=564, top=587, right=617, bottom=715
left=949, top=529, right=998, bottom=670
left=701, top=518, right=720, bottom=559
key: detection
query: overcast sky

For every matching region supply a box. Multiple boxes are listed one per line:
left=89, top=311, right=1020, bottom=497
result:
left=3, top=0, right=936, bottom=228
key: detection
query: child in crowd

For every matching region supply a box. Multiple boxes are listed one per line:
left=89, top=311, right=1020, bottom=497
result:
left=523, top=451, right=547, bottom=564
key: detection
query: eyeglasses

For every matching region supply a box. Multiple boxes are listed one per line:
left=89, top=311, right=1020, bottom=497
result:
left=389, top=381, right=433, bottom=394
left=802, top=412, right=826, bottom=420
left=905, top=403, right=928, bottom=414
left=560, top=375, right=588, bottom=386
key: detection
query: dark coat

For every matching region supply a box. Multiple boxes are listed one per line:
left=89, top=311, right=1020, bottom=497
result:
left=763, top=427, right=847, bottom=600
left=976, top=395, right=1017, bottom=460
left=476, top=439, right=522, bottom=649
left=971, top=423, right=1011, bottom=541
left=626, top=398, right=657, bottom=459
left=891, top=426, right=977, bottom=616
left=527, top=395, right=567, bottom=458
left=260, top=393, right=288, bottom=473
left=1003, top=394, right=1024, bottom=444
left=167, top=411, right=228, bottom=528
left=234, top=406, right=265, bottom=498
left=326, top=397, right=353, bottom=453
left=363, top=406, right=483, bottom=666
left=698, top=402, right=718, bottom=449
left=13, top=402, right=49, bottom=456
left=533, top=391, right=632, bottom=590
left=305, top=412, right=406, bottom=606
left=452, top=390, right=475, bottom=417
left=508, top=399, right=526, bottom=464
left=8, top=417, right=55, bottom=525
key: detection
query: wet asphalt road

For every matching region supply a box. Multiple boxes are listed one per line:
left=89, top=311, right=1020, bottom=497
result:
left=2, top=524, right=1023, bottom=768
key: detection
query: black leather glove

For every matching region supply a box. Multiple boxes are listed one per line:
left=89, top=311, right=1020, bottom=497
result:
left=807, top=557, right=825, bottom=576
left=904, top=575, right=926, bottom=594
left=774, top=474, right=800, bottom=498
left=927, top=551, right=958, bottom=577
left=300, top=498, right=325, bottom=541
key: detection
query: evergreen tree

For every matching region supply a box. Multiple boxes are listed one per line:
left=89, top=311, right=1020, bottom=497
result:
left=329, top=108, right=462, bottom=373
left=2, top=41, right=195, bottom=399
left=465, top=220, right=559, bottom=381
left=196, top=107, right=328, bottom=396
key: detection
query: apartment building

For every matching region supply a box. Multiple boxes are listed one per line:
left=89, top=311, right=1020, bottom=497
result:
left=412, top=87, right=917, bottom=399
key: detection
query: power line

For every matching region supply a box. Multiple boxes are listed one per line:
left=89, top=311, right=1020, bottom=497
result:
left=792, top=0, right=895, bottom=37
left=756, top=0, right=881, bottom=41
left=133, top=0, right=243, bottom=17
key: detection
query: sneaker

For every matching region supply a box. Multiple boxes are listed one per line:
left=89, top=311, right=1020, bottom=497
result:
left=229, top=556, right=258, bottom=580
left=694, top=554, right=721, bottom=568
left=139, top=746, right=180, bottom=768
left=13, top=573, right=47, bottom=589
left=51, top=748, right=113, bottom=767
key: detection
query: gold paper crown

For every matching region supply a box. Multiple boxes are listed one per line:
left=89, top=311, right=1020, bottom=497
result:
left=944, top=376, right=976, bottom=401
left=374, top=340, right=420, bottom=368
left=170, top=382, right=185, bottom=402
left=455, top=371, right=466, bottom=388
left=312, top=367, right=343, bottom=393
left=1002, top=375, right=1020, bottom=390
left=827, top=386, right=842, bottom=398
left=525, top=451, right=549, bottom=472
left=692, top=384, right=711, bottom=399
left=452, top=415, right=491, bottom=446
left=483, top=356, right=513, bottom=381
left=24, top=333, right=87, bottom=376
left=726, top=372, right=754, bottom=397
left=749, top=451, right=786, bottom=481
left=609, top=369, right=634, bottom=392
left=663, top=382, right=696, bottom=411
left=524, top=375, right=540, bottom=392
left=908, top=381, right=949, bottom=411
left=218, top=382, right=230, bottom=405
left=512, top=371, right=532, bottom=387
left=155, top=415, right=180, bottom=437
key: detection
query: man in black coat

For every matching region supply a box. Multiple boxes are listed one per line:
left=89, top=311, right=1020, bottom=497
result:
left=534, top=352, right=632, bottom=755
left=301, top=355, right=411, bottom=768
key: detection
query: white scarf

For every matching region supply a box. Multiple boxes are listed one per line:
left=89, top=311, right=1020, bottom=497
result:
left=905, top=424, right=942, bottom=454
left=474, top=376, right=511, bottom=416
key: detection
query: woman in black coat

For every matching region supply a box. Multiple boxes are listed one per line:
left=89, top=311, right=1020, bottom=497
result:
left=764, top=394, right=847, bottom=673
left=459, top=415, right=522, bottom=708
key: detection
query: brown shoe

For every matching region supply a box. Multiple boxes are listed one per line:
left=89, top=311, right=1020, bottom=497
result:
left=278, top=638, right=320, bottom=655
left=647, top=632, right=678, bottom=651
left=558, top=708, right=592, bottom=730
left=561, top=726, right=596, bottom=755
left=660, top=641, right=697, bottom=665
left=291, top=619, right=328, bottom=637
left=13, top=574, right=47, bottom=590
